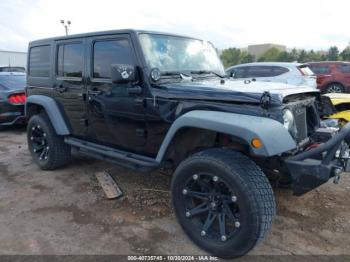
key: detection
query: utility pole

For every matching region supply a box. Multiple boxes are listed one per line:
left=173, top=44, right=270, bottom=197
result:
left=60, top=20, right=71, bottom=35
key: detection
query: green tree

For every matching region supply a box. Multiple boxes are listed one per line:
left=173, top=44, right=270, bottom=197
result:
left=240, top=51, right=254, bottom=64
left=298, top=50, right=308, bottom=63
left=341, top=46, right=350, bottom=61
left=289, top=48, right=299, bottom=62
left=277, top=51, right=292, bottom=62
left=258, top=47, right=281, bottom=62
left=220, top=48, right=242, bottom=67
left=327, top=46, right=339, bottom=61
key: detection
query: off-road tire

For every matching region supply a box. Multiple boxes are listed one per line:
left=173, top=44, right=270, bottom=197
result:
left=27, top=112, right=71, bottom=170
left=171, top=148, right=276, bottom=258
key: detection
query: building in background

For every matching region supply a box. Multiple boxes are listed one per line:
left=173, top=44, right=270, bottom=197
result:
left=0, top=50, right=27, bottom=69
left=248, top=43, right=286, bottom=60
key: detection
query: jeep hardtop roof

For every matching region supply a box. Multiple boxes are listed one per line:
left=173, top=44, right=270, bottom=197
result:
left=28, top=29, right=201, bottom=46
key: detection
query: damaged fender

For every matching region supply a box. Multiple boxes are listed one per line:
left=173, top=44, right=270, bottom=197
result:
left=155, top=110, right=297, bottom=162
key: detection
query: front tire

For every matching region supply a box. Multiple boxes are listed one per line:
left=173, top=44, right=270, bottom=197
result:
left=171, top=148, right=276, bottom=258
left=27, top=112, right=71, bottom=170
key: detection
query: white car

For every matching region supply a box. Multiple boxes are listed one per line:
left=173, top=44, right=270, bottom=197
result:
left=226, top=62, right=317, bottom=88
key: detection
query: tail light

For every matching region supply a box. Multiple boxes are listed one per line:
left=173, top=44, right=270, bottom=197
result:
left=8, top=93, right=26, bottom=105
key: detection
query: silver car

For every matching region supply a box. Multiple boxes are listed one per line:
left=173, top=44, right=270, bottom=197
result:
left=226, top=62, right=317, bottom=88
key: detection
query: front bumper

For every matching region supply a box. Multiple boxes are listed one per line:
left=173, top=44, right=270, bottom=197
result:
left=285, top=122, right=350, bottom=196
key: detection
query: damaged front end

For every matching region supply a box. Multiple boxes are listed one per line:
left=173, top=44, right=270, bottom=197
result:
left=284, top=122, right=350, bottom=196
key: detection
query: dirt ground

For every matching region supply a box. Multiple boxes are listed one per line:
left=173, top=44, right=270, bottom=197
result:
left=0, top=126, right=350, bottom=258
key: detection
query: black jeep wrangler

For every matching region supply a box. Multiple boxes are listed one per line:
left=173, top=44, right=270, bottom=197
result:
left=25, top=30, right=350, bottom=258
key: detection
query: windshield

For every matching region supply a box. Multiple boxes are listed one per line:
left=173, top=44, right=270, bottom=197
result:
left=139, top=33, right=225, bottom=75
left=0, top=74, right=26, bottom=90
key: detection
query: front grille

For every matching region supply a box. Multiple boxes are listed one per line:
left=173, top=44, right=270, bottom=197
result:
left=292, top=106, right=307, bottom=142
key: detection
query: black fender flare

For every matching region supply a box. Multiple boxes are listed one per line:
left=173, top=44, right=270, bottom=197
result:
left=155, top=110, right=297, bottom=162
left=25, top=95, right=70, bottom=135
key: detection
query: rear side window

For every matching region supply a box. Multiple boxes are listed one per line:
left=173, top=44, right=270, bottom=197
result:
left=245, top=66, right=274, bottom=77
left=29, top=45, right=50, bottom=77
left=337, top=64, right=350, bottom=73
left=309, top=65, right=331, bottom=74
left=93, top=39, right=134, bottom=79
left=57, top=43, right=84, bottom=78
left=271, top=66, right=289, bottom=76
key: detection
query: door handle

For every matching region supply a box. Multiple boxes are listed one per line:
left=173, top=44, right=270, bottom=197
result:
left=55, top=85, right=68, bottom=93
left=88, top=90, right=103, bottom=96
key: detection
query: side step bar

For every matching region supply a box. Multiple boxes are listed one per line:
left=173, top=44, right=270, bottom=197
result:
left=65, top=137, right=160, bottom=172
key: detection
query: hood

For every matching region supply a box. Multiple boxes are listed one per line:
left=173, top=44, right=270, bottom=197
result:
left=151, top=79, right=319, bottom=105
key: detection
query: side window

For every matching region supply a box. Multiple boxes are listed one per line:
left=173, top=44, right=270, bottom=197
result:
left=57, top=43, right=84, bottom=78
left=309, top=65, right=331, bottom=74
left=232, top=67, right=246, bottom=78
left=93, top=39, right=134, bottom=79
left=271, top=66, right=289, bottom=76
left=245, top=66, right=274, bottom=78
left=29, top=45, right=50, bottom=77
left=337, top=64, right=350, bottom=73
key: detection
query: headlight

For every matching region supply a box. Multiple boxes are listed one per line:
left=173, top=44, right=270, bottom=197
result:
left=283, top=109, right=294, bottom=130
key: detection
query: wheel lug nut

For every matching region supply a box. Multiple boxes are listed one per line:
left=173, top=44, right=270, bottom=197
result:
left=32, top=127, right=35, bottom=130
left=211, top=202, right=216, bottom=208
left=43, top=133, right=46, bottom=137
left=221, top=235, right=227, bottom=242
left=235, top=221, right=240, bottom=228
left=182, top=189, right=188, bottom=195
left=213, top=176, right=218, bottom=182
left=193, top=174, right=198, bottom=180
left=232, top=196, right=237, bottom=202
left=185, top=211, right=191, bottom=217
left=30, top=136, right=34, bottom=140
left=201, top=230, right=206, bottom=236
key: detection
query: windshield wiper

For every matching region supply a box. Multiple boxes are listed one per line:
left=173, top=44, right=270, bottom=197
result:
left=190, top=70, right=225, bottom=78
left=160, top=71, right=192, bottom=81
left=161, top=71, right=191, bottom=77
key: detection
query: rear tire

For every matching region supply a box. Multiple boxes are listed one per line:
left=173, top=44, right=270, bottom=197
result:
left=27, top=112, right=71, bottom=170
left=171, top=148, right=276, bottom=258
left=326, top=83, right=344, bottom=93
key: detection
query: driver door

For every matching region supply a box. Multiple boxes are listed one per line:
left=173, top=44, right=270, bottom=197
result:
left=86, top=35, right=147, bottom=153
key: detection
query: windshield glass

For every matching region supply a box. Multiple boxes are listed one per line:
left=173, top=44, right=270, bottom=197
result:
left=0, top=74, right=26, bottom=89
left=139, top=33, right=225, bottom=75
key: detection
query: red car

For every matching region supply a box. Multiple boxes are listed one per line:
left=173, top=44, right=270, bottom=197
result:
left=307, top=61, right=350, bottom=93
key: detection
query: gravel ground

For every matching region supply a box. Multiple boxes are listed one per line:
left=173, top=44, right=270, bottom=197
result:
left=0, top=126, right=350, bottom=258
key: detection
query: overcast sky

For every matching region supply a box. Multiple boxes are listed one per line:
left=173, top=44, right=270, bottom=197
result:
left=0, top=0, right=349, bottom=52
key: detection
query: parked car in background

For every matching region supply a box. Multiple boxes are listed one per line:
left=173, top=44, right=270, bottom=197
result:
left=0, top=72, right=26, bottom=129
left=323, top=93, right=350, bottom=124
left=0, top=65, right=26, bottom=73
left=226, top=62, right=317, bottom=88
left=307, top=61, right=350, bottom=93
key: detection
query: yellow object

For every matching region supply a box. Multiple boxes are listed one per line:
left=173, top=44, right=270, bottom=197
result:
left=251, top=138, right=263, bottom=148
left=324, top=93, right=350, bottom=123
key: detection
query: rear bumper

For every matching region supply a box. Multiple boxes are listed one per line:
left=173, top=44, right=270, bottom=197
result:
left=284, top=122, right=350, bottom=196
left=0, top=102, right=25, bottom=126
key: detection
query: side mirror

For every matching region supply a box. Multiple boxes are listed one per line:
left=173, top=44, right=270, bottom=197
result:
left=111, top=64, right=137, bottom=83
